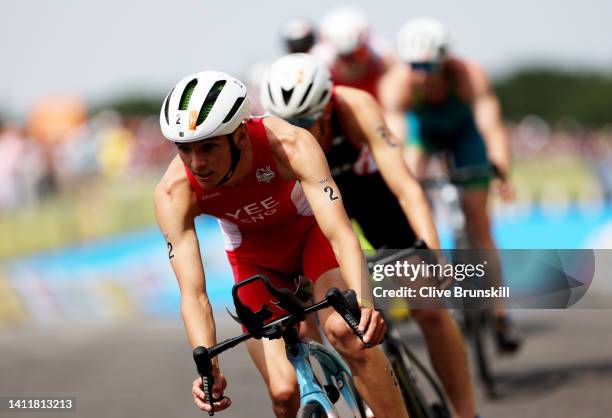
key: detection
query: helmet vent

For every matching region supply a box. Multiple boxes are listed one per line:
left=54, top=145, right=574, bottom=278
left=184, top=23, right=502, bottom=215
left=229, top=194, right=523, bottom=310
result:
left=316, top=88, right=329, bottom=106
left=297, top=81, right=314, bottom=108
left=197, top=80, right=227, bottom=125
left=179, top=79, right=198, bottom=110
left=164, top=87, right=174, bottom=125
left=297, top=68, right=317, bottom=109
left=222, top=96, right=246, bottom=123
left=282, top=87, right=294, bottom=105
left=267, top=83, right=276, bottom=106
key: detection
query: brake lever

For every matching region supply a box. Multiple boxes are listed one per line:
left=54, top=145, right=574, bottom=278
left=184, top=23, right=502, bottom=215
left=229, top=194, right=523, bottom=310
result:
left=193, top=346, right=221, bottom=416
left=326, top=288, right=371, bottom=347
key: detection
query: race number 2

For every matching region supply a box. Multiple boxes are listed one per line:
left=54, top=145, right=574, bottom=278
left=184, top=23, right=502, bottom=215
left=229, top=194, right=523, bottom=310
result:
left=324, top=186, right=339, bottom=201
left=167, top=242, right=175, bottom=260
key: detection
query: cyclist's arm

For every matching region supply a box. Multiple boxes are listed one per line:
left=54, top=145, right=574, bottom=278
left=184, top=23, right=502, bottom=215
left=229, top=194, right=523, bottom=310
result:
left=378, top=63, right=412, bottom=140
left=154, top=159, right=218, bottom=355
left=264, top=116, right=370, bottom=302
left=337, top=87, right=440, bottom=249
left=465, top=61, right=511, bottom=179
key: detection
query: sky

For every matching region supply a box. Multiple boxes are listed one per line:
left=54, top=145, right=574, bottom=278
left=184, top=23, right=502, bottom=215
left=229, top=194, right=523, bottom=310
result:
left=2, top=0, right=611, bottom=119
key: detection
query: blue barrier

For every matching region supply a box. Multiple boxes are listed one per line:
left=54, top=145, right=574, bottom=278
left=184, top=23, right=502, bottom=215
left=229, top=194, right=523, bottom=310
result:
left=1, top=206, right=610, bottom=325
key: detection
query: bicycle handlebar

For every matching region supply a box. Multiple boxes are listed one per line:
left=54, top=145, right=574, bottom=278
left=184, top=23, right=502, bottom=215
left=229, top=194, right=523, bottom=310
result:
left=365, top=239, right=430, bottom=268
left=193, top=275, right=363, bottom=415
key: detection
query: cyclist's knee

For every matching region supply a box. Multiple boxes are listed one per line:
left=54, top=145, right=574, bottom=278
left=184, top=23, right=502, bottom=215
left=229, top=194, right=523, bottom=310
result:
left=324, top=313, right=368, bottom=362
left=411, top=308, right=451, bottom=330
left=268, top=380, right=299, bottom=416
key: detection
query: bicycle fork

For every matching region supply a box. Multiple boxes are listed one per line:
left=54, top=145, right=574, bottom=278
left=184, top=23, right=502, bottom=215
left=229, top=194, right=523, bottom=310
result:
left=287, top=341, right=339, bottom=417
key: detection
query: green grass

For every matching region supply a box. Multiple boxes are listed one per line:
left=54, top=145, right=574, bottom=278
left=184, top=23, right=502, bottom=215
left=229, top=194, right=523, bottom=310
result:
left=0, top=172, right=160, bottom=258
left=511, top=156, right=601, bottom=202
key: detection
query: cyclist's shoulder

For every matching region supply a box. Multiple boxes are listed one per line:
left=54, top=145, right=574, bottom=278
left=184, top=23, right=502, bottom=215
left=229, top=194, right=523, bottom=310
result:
left=261, top=115, right=299, bottom=149
left=155, top=155, right=197, bottom=212
left=448, top=57, right=491, bottom=98
left=334, top=85, right=377, bottom=109
left=259, top=115, right=305, bottom=178
left=378, top=63, right=412, bottom=110
left=334, top=86, right=382, bottom=132
left=452, top=56, right=487, bottom=78
left=238, top=116, right=312, bottom=168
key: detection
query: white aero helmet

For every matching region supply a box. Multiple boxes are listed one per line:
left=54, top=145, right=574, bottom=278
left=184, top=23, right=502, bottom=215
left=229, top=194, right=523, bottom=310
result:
left=160, top=71, right=251, bottom=143
left=261, top=53, right=333, bottom=120
left=320, top=6, right=369, bottom=55
left=396, top=17, right=451, bottom=63
left=281, top=17, right=316, bottom=53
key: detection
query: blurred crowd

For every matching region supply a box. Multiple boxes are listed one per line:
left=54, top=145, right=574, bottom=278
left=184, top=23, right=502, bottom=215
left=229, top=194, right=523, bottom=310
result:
left=511, top=115, right=612, bottom=162
left=0, top=96, right=174, bottom=212
left=2, top=105, right=610, bottom=214
left=512, top=117, right=612, bottom=202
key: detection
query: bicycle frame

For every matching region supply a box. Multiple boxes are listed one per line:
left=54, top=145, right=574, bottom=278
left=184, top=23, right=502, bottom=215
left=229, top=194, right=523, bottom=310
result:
left=288, top=339, right=364, bottom=417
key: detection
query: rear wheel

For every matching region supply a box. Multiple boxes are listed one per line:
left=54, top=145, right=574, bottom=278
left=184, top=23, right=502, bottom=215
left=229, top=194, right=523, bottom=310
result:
left=298, top=402, right=327, bottom=418
left=386, top=338, right=433, bottom=418
left=466, top=310, right=498, bottom=399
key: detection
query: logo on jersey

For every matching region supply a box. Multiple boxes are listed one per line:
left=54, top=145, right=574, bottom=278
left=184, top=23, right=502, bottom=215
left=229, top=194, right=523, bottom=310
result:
left=256, top=166, right=275, bottom=183
left=224, top=197, right=280, bottom=223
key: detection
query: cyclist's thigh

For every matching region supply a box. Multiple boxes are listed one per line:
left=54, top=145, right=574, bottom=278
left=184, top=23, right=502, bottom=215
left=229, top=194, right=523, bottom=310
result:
left=301, top=221, right=339, bottom=282
left=302, top=222, right=346, bottom=315
left=302, top=225, right=360, bottom=348
left=452, top=126, right=491, bottom=189
left=246, top=337, right=298, bottom=394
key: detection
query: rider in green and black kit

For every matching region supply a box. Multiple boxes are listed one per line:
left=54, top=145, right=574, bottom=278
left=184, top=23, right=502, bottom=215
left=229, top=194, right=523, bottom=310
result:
left=262, top=53, right=478, bottom=418
left=381, top=17, right=521, bottom=352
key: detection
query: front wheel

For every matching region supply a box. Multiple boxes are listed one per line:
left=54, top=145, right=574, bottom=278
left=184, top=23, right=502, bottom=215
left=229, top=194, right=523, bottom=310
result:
left=298, top=402, right=327, bottom=418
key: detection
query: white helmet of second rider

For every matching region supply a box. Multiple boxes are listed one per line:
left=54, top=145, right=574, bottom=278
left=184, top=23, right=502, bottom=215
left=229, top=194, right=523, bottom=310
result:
left=159, top=71, right=251, bottom=143
left=260, top=53, right=333, bottom=120
left=320, top=6, right=370, bottom=55
left=396, top=17, right=451, bottom=63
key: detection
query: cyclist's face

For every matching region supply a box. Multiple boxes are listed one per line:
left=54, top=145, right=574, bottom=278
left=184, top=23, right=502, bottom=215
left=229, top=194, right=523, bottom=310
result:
left=409, top=61, right=444, bottom=88
left=338, top=43, right=369, bottom=65
left=177, top=136, right=231, bottom=188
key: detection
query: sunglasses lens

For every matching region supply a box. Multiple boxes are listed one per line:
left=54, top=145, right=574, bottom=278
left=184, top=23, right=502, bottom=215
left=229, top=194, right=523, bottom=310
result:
left=410, top=62, right=439, bottom=73
left=288, top=118, right=316, bottom=128
left=287, top=112, right=322, bottom=129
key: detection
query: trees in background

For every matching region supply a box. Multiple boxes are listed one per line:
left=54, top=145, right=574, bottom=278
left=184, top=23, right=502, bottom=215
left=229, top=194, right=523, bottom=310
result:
left=494, top=68, right=612, bottom=128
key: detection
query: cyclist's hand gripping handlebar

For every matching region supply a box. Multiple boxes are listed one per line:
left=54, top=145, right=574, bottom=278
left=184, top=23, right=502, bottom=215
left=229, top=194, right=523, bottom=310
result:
left=193, top=346, right=220, bottom=416
left=325, top=288, right=372, bottom=348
